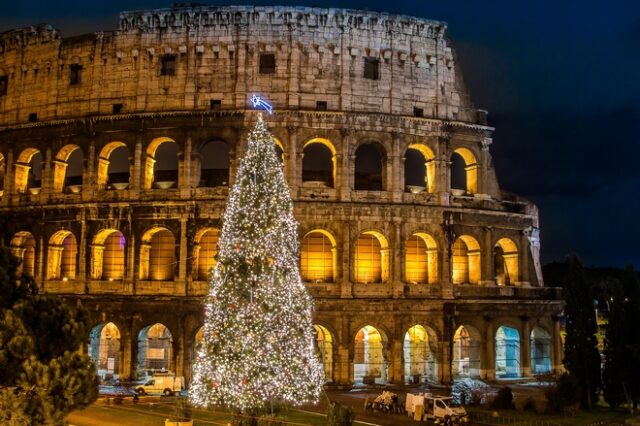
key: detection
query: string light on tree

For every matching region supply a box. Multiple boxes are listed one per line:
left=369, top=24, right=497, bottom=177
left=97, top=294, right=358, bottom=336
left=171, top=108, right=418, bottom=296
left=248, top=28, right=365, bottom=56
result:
left=189, top=100, right=323, bottom=412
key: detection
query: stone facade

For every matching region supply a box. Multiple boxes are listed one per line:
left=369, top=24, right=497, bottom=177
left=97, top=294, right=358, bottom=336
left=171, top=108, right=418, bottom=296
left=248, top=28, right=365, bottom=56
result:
left=0, top=5, right=562, bottom=387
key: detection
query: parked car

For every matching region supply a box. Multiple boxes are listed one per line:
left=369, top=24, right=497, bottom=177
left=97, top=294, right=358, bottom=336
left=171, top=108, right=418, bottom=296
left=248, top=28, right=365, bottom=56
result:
left=135, top=373, right=184, bottom=396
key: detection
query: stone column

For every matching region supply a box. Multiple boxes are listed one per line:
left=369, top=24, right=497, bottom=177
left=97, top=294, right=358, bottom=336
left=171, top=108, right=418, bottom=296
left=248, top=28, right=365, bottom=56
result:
left=519, top=232, right=530, bottom=286
left=482, top=227, right=494, bottom=285
left=131, top=135, right=143, bottom=193
left=339, top=129, right=352, bottom=201
left=340, top=221, right=353, bottom=298
left=435, top=133, right=450, bottom=205
left=440, top=313, right=454, bottom=385
left=335, top=318, right=352, bottom=385
left=83, top=141, right=95, bottom=201
left=478, top=136, right=492, bottom=197
left=552, top=316, right=564, bottom=372
left=3, top=149, right=14, bottom=202
left=390, top=133, right=403, bottom=202
left=120, top=320, right=136, bottom=381
left=392, top=218, right=404, bottom=298
left=178, top=217, right=188, bottom=287
left=179, top=131, right=192, bottom=195
left=482, top=318, right=495, bottom=380
left=174, top=320, right=185, bottom=378
left=287, top=126, right=297, bottom=192
left=41, top=147, right=53, bottom=198
left=520, top=317, right=531, bottom=377
left=78, top=211, right=87, bottom=282
left=391, top=337, right=403, bottom=384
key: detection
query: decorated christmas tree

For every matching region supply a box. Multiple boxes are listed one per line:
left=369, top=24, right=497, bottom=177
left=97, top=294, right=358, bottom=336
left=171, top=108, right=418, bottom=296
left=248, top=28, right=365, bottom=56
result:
left=189, top=113, right=324, bottom=412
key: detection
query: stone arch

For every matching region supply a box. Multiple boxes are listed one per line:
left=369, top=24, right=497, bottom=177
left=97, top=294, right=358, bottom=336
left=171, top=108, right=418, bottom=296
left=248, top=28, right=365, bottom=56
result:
left=452, top=235, right=481, bottom=284
left=89, top=322, right=121, bottom=382
left=405, top=232, right=438, bottom=284
left=530, top=326, right=551, bottom=375
left=494, top=237, right=519, bottom=286
left=301, top=229, right=337, bottom=283
left=137, top=323, right=173, bottom=379
left=495, top=325, right=521, bottom=378
left=97, top=141, right=130, bottom=189
left=355, top=230, right=389, bottom=284
left=354, top=141, right=386, bottom=191
left=193, top=227, right=219, bottom=281
left=314, top=324, right=334, bottom=382
left=10, top=231, right=36, bottom=276
left=451, top=147, right=478, bottom=195
left=139, top=227, right=176, bottom=281
left=199, top=140, right=230, bottom=187
left=145, top=137, right=179, bottom=189
left=302, top=137, right=337, bottom=188
left=403, top=324, right=438, bottom=384
left=46, top=230, right=77, bottom=280
left=91, top=229, right=126, bottom=280
left=354, top=325, right=388, bottom=384
left=452, top=325, right=482, bottom=378
left=53, top=144, right=83, bottom=193
left=405, top=143, right=436, bottom=193
left=15, top=148, right=43, bottom=193
left=273, top=136, right=285, bottom=163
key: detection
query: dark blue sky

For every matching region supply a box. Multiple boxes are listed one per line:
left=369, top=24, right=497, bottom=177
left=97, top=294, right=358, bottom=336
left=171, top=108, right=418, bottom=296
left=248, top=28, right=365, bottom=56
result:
left=1, top=1, right=638, bottom=267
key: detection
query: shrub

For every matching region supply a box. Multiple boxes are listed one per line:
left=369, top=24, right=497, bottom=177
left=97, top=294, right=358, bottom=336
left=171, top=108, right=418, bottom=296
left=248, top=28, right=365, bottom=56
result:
left=491, top=387, right=514, bottom=410
left=327, top=402, right=356, bottom=426
left=545, top=373, right=581, bottom=414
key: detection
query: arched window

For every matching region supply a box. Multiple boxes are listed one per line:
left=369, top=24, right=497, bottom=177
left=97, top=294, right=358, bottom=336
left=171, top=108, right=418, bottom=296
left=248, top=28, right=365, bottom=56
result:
left=530, top=327, right=551, bottom=375
left=494, top=238, right=519, bottom=285
left=302, top=139, right=336, bottom=188
left=194, top=228, right=219, bottom=281
left=53, top=144, right=83, bottom=193
left=314, top=325, right=333, bottom=382
left=405, top=144, right=436, bottom=193
left=355, top=231, right=389, bottom=284
left=495, top=326, right=521, bottom=378
left=145, top=138, right=179, bottom=189
left=405, top=233, right=438, bottom=284
left=354, top=142, right=385, bottom=191
left=91, top=230, right=126, bottom=280
left=138, top=323, right=173, bottom=378
left=403, top=325, right=437, bottom=383
left=97, top=142, right=130, bottom=190
left=199, top=141, right=229, bottom=187
left=452, top=325, right=481, bottom=378
left=451, top=147, right=478, bottom=195
left=301, top=230, right=336, bottom=283
left=139, top=227, right=175, bottom=281
left=354, top=325, right=386, bottom=384
left=10, top=231, right=36, bottom=277
left=452, top=235, right=481, bottom=284
left=15, top=148, right=43, bottom=193
left=47, top=230, right=78, bottom=280
left=89, top=322, right=121, bottom=382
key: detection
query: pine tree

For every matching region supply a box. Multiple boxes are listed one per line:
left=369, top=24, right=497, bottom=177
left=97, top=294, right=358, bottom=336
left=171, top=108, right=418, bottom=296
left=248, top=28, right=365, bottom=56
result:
left=189, top=115, right=324, bottom=413
left=602, top=279, right=626, bottom=408
left=621, top=265, right=640, bottom=409
left=563, top=254, right=601, bottom=408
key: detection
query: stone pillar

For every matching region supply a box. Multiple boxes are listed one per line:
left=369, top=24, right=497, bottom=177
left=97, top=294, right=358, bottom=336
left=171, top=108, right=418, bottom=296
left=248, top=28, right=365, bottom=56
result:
left=392, top=219, right=404, bottom=298
left=179, top=131, right=192, bottom=194
left=36, top=233, right=45, bottom=287
left=120, top=320, right=136, bottom=381
left=481, top=227, right=494, bottom=285
left=335, top=318, right=352, bottom=385
left=440, top=313, right=454, bottom=385
left=3, top=149, right=14, bottom=199
left=482, top=318, right=495, bottom=380
left=339, top=129, right=352, bottom=201
left=287, top=126, right=297, bottom=192
left=520, top=318, right=531, bottom=377
left=340, top=221, right=353, bottom=298
left=519, top=232, right=530, bottom=286
left=435, top=133, right=450, bottom=205
left=78, top=212, right=87, bottom=282
left=174, top=320, right=185, bottom=378
left=131, top=135, right=143, bottom=193
left=390, top=337, right=403, bottom=384
left=390, top=133, right=403, bottom=202
left=41, top=147, right=53, bottom=198
left=178, top=217, right=188, bottom=286
left=478, top=136, right=492, bottom=197
left=552, top=316, right=564, bottom=372
left=83, top=141, right=95, bottom=201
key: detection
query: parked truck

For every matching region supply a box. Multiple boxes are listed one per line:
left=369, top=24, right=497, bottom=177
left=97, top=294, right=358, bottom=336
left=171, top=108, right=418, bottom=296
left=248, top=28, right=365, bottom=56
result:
left=423, top=395, right=468, bottom=424
left=135, top=373, right=184, bottom=396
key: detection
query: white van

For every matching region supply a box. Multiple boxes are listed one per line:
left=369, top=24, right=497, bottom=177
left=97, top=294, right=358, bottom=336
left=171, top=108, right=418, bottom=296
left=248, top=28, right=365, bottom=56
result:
left=423, top=395, right=468, bottom=424
left=135, top=373, right=184, bottom=396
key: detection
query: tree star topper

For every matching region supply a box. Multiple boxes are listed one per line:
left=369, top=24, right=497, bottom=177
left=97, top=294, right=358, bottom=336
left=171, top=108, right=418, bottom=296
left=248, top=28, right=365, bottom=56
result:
left=250, top=94, right=273, bottom=114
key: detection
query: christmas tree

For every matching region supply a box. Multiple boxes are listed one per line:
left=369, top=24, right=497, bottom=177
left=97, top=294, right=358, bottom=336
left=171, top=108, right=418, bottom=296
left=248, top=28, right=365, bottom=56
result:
left=189, top=114, right=324, bottom=412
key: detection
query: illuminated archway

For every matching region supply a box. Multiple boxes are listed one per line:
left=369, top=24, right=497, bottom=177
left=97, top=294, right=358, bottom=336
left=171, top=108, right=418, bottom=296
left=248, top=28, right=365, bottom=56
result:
left=10, top=231, right=36, bottom=276
left=314, top=325, right=334, bottom=382
left=451, top=147, right=478, bottom=194
left=47, top=230, right=77, bottom=280
left=494, top=238, right=519, bottom=286
left=97, top=142, right=130, bottom=189
left=354, top=325, right=386, bottom=384
left=302, top=138, right=336, bottom=188
left=139, top=227, right=175, bottom=281
left=199, top=141, right=230, bottom=187
left=355, top=231, right=389, bottom=284
left=405, top=144, right=436, bottom=193
left=91, top=229, right=126, bottom=280
left=354, top=142, right=386, bottom=191
left=137, top=323, right=173, bottom=379
left=53, top=144, right=83, bottom=193
left=193, top=228, right=219, bottom=280
left=301, top=229, right=337, bottom=283
left=405, top=233, right=438, bottom=284
left=15, top=148, right=43, bottom=193
left=403, top=325, right=437, bottom=383
left=495, top=325, right=521, bottom=378
left=145, top=137, right=179, bottom=189
left=452, top=235, right=481, bottom=284
left=452, top=325, right=481, bottom=378
left=530, top=327, right=551, bottom=375
left=273, top=137, right=285, bottom=163
left=89, top=322, right=121, bottom=382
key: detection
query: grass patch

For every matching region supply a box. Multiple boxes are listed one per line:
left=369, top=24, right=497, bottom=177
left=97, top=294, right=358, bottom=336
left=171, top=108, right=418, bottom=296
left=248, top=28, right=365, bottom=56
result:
left=468, top=406, right=629, bottom=426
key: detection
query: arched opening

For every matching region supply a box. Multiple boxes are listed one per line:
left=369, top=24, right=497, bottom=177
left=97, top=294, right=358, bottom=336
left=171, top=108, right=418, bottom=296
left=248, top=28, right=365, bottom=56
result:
left=137, top=323, right=173, bottom=379
left=145, top=138, right=179, bottom=189
left=273, top=138, right=285, bottom=164
left=199, top=141, right=229, bottom=187
left=495, top=326, right=521, bottom=378
left=355, top=231, right=389, bottom=284
left=452, top=325, right=481, bottom=378
left=47, top=230, right=77, bottom=280
left=10, top=231, right=36, bottom=277
left=494, top=238, right=519, bottom=286
left=403, top=325, right=437, bottom=384
left=98, top=142, right=130, bottom=190
left=15, top=148, right=43, bottom=193
left=53, top=144, right=83, bottom=193
left=0, top=153, right=5, bottom=196
left=314, top=325, right=333, bottom=382
left=139, top=227, right=175, bottom=281
left=452, top=235, right=481, bottom=284
left=194, top=326, right=205, bottom=354
left=193, top=228, right=219, bottom=281
left=405, top=144, right=436, bottom=193
left=89, top=322, right=121, bottom=382
left=354, top=325, right=386, bottom=384
left=354, top=142, right=385, bottom=191
left=91, top=229, right=126, bottom=280
left=451, top=148, right=478, bottom=195
left=530, top=327, right=551, bottom=375
left=302, top=139, right=336, bottom=188
left=405, top=233, right=438, bottom=284
left=301, top=230, right=337, bottom=283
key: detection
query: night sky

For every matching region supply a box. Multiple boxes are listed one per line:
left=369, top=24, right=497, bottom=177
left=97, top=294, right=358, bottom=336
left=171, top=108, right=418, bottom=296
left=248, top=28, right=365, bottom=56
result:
left=1, top=1, right=638, bottom=268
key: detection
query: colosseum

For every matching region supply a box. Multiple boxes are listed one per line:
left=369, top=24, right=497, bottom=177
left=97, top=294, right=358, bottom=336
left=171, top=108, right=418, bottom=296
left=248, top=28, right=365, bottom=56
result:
left=0, top=5, right=563, bottom=387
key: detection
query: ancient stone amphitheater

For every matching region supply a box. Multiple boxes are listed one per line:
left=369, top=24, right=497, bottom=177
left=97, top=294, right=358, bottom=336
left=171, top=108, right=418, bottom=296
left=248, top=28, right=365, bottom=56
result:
left=0, top=5, right=562, bottom=387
